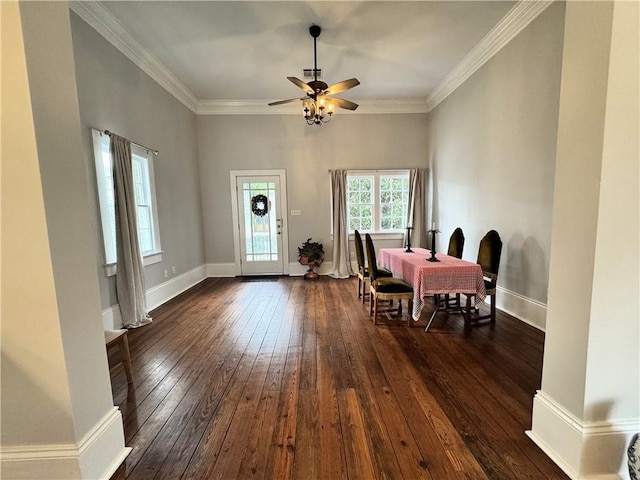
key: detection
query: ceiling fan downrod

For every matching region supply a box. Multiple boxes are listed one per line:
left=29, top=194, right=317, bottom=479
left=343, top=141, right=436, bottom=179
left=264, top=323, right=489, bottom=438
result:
left=266, top=23, right=360, bottom=125
left=308, top=25, right=327, bottom=97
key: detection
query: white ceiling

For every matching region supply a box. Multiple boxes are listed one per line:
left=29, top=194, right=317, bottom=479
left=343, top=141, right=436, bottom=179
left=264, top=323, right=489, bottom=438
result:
left=71, top=1, right=552, bottom=113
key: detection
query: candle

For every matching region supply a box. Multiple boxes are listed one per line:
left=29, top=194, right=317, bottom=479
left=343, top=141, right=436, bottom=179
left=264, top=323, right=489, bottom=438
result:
left=432, top=222, right=435, bottom=230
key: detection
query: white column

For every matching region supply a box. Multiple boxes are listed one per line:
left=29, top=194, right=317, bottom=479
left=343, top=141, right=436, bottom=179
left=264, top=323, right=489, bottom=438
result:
left=528, top=2, right=640, bottom=478
left=1, top=2, right=129, bottom=478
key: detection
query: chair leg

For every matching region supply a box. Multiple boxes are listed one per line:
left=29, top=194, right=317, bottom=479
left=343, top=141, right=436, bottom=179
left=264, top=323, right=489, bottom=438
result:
left=357, top=277, right=362, bottom=299
left=464, top=295, right=472, bottom=328
left=369, top=289, right=374, bottom=316
left=372, top=296, right=378, bottom=325
left=490, top=293, right=496, bottom=323
left=121, top=332, right=133, bottom=384
left=362, top=279, right=368, bottom=305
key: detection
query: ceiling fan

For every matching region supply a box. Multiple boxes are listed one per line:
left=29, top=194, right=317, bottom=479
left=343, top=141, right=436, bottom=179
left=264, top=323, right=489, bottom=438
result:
left=268, top=25, right=360, bottom=125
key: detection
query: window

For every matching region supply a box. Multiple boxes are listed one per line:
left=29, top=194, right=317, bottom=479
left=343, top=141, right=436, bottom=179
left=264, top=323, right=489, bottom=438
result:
left=347, top=170, right=410, bottom=233
left=92, top=129, right=162, bottom=275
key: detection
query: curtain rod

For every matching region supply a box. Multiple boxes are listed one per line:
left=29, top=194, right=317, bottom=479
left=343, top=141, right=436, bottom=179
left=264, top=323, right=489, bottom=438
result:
left=102, top=130, right=159, bottom=156
left=327, top=168, right=408, bottom=173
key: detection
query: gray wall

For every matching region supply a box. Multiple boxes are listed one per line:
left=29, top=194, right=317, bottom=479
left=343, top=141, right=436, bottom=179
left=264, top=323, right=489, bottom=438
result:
left=8, top=1, right=120, bottom=467
left=197, top=114, right=428, bottom=265
left=70, top=13, right=205, bottom=309
left=426, top=3, right=565, bottom=316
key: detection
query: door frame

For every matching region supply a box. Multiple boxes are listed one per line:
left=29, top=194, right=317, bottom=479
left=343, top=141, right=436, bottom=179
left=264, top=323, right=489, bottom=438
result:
left=230, top=169, right=289, bottom=276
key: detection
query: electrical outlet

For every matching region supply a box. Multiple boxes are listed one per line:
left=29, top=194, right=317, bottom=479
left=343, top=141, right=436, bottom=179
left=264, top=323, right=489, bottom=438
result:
left=172, top=266, right=176, bottom=275
left=164, top=269, right=168, bottom=278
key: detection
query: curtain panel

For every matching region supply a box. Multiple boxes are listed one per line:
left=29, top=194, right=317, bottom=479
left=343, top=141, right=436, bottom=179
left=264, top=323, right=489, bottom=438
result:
left=405, top=168, right=428, bottom=248
left=111, top=134, right=152, bottom=328
left=329, top=170, right=354, bottom=279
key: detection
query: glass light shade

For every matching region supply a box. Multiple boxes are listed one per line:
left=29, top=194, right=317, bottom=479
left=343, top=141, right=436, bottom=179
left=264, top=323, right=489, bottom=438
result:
left=326, top=98, right=334, bottom=114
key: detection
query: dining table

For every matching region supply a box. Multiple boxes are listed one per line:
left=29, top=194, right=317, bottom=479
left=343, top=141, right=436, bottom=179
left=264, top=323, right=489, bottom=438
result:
left=378, top=247, right=486, bottom=330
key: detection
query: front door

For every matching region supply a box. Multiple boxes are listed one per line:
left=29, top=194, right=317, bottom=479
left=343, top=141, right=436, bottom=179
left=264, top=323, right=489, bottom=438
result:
left=235, top=174, right=286, bottom=275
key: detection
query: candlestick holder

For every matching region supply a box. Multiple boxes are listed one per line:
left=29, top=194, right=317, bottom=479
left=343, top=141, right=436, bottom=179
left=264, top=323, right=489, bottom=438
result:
left=404, top=226, right=414, bottom=253
left=427, top=229, right=440, bottom=262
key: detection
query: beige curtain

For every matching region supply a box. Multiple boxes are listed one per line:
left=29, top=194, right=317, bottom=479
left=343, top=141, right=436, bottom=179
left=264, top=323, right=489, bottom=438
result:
left=405, top=168, right=428, bottom=248
left=329, top=170, right=354, bottom=279
left=111, top=134, right=152, bottom=328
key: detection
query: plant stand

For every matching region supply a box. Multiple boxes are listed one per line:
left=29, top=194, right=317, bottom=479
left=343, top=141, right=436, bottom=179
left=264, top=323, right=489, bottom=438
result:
left=304, top=267, right=319, bottom=280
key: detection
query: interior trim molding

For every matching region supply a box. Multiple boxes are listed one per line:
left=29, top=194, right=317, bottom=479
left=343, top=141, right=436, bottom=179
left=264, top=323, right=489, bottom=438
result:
left=288, top=261, right=334, bottom=277
left=69, top=1, right=198, bottom=112
left=77, top=407, right=131, bottom=480
left=206, top=263, right=237, bottom=278
left=146, top=265, right=207, bottom=311
left=496, top=286, right=547, bottom=331
left=527, top=391, right=640, bottom=479
left=70, top=1, right=550, bottom=117
left=425, top=0, right=554, bottom=112
left=196, top=98, right=429, bottom=115
left=101, top=264, right=548, bottom=331
left=0, top=407, right=130, bottom=480
left=102, top=264, right=207, bottom=329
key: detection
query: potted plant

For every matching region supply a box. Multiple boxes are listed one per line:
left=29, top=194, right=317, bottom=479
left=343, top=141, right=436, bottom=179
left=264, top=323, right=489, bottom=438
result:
left=298, top=238, right=324, bottom=279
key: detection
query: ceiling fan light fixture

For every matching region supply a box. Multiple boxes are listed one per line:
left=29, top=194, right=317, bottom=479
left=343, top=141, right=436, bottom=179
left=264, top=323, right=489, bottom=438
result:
left=268, top=24, right=359, bottom=126
left=303, top=95, right=333, bottom=125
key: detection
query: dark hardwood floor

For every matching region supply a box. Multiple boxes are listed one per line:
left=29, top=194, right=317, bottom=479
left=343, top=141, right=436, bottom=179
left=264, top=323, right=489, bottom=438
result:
left=109, top=276, right=567, bottom=480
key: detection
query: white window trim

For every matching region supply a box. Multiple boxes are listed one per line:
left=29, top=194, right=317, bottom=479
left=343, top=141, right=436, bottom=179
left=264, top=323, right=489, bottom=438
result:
left=92, top=129, right=162, bottom=277
left=346, top=169, right=410, bottom=234
left=104, top=252, right=163, bottom=277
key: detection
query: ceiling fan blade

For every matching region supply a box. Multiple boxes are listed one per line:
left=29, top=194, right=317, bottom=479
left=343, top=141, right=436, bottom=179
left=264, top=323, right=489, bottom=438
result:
left=331, top=97, right=359, bottom=111
left=287, top=77, right=313, bottom=94
left=268, top=98, right=304, bottom=106
left=324, top=78, right=360, bottom=96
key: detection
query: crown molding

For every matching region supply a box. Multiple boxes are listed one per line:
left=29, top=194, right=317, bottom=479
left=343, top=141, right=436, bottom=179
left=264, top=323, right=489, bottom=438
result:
left=69, top=1, right=198, bottom=112
left=425, top=0, right=554, bottom=112
left=196, top=98, right=429, bottom=115
left=70, top=1, right=551, bottom=117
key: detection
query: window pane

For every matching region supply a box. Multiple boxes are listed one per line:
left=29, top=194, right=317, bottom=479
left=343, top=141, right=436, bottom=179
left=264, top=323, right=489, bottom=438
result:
left=93, top=131, right=161, bottom=268
left=242, top=182, right=278, bottom=262
left=345, top=171, right=409, bottom=234
left=378, top=174, right=409, bottom=231
left=346, top=175, right=373, bottom=232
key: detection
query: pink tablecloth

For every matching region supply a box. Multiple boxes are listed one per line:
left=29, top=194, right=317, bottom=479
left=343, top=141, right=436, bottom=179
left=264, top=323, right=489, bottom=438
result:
left=378, top=248, right=486, bottom=320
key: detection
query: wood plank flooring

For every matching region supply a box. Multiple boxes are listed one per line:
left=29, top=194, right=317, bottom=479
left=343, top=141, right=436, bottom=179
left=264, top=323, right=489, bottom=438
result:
left=109, top=276, right=567, bottom=480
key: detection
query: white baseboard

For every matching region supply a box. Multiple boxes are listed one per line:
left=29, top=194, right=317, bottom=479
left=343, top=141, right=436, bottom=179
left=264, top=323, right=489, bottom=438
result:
left=77, top=407, right=130, bottom=480
left=0, top=407, right=130, bottom=480
left=102, top=265, right=207, bottom=330
left=101, top=264, right=548, bottom=333
left=527, top=390, right=639, bottom=479
left=288, top=261, right=335, bottom=277
left=0, top=444, right=82, bottom=480
left=146, top=265, right=207, bottom=311
left=206, top=262, right=236, bottom=277
left=102, top=304, right=122, bottom=331
left=496, top=286, right=547, bottom=331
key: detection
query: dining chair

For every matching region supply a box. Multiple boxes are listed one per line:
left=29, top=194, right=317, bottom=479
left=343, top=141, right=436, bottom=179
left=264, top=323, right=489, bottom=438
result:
left=441, top=227, right=465, bottom=311
left=365, top=233, right=414, bottom=324
left=105, top=329, right=133, bottom=384
left=447, top=227, right=465, bottom=258
left=465, top=230, right=503, bottom=326
left=354, top=230, right=392, bottom=304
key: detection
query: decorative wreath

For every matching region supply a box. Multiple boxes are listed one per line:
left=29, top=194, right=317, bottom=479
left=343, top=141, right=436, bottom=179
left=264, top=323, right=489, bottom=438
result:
left=251, top=194, right=269, bottom=217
